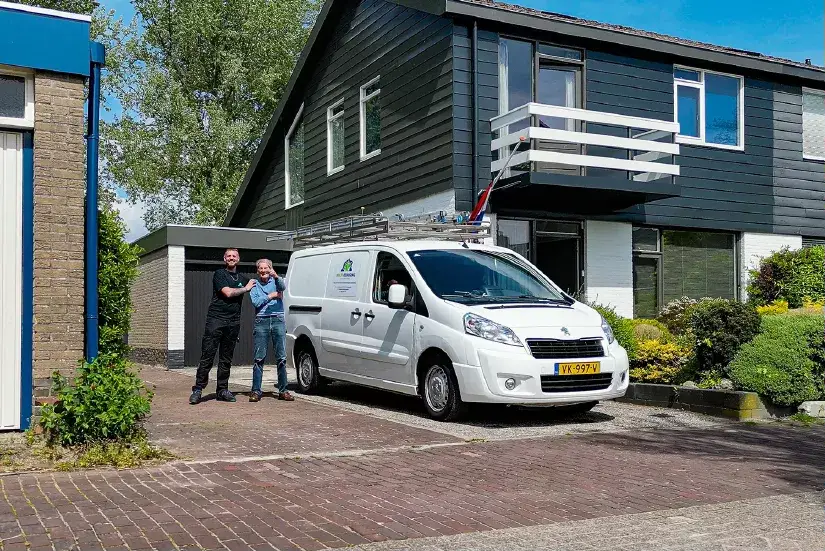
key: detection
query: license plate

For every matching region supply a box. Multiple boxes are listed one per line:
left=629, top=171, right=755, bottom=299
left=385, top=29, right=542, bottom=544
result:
left=555, top=362, right=600, bottom=375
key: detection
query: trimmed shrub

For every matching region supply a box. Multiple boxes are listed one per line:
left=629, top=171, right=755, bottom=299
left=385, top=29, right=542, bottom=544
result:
left=690, top=299, right=761, bottom=377
left=589, top=303, right=636, bottom=359
left=747, top=245, right=824, bottom=308
left=630, top=340, right=691, bottom=384
left=729, top=314, right=825, bottom=406
left=656, top=296, right=703, bottom=335
left=630, top=318, right=674, bottom=343
left=40, top=355, right=153, bottom=447
left=756, top=299, right=789, bottom=316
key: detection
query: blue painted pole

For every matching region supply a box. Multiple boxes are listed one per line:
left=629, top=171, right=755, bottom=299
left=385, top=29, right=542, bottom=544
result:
left=85, top=42, right=105, bottom=362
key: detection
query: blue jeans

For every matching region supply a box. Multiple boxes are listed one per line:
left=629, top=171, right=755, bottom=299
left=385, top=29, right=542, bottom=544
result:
left=251, top=315, right=287, bottom=394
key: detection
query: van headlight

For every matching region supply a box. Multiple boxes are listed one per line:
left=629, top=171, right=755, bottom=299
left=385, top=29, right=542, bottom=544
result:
left=601, top=316, right=615, bottom=344
left=464, top=313, right=522, bottom=347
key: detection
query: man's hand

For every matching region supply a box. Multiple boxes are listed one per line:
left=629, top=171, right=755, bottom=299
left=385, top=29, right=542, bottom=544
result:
left=245, top=279, right=256, bottom=291
left=268, top=291, right=282, bottom=300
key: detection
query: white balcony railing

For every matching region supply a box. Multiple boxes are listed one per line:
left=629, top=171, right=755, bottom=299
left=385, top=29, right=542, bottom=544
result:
left=490, top=103, right=681, bottom=181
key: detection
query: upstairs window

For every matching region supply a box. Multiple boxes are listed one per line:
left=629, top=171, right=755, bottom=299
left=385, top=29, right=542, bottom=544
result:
left=0, top=69, right=34, bottom=129
left=284, top=106, right=304, bottom=208
left=327, top=99, right=345, bottom=174
left=674, top=67, right=743, bottom=150
left=803, top=89, right=825, bottom=160
left=360, top=77, right=381, bottom=160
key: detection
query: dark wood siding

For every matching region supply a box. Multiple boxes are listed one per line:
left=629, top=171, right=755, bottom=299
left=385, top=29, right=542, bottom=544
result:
left=452, top=25, right=498, bottom=211
left=239, top=0, right=455, bottom=230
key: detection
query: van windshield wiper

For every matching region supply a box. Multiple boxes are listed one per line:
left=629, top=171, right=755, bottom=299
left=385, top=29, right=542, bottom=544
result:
left=516, top=295, right=568, bottom=303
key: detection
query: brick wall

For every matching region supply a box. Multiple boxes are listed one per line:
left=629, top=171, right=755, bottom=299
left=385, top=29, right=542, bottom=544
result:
left=585, top=220, right=634, bottom=318
left=130, top=248, right=169, bottom=365
left=166, top=246, right=186, bottom=368
left=32, top=72, right=87, bottom=399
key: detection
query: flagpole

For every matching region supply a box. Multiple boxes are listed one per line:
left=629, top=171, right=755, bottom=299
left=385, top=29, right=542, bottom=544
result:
left=488, top=135, right=527, bottom=192
left=469, top=136, right=527, bottom=224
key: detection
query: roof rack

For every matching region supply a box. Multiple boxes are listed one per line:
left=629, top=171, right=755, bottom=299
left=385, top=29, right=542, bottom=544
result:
left=268, top=212, right=491, bottom=249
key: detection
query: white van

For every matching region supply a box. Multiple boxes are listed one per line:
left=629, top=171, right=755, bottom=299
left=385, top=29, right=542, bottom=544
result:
left=283, top=240, right=629, bottom=420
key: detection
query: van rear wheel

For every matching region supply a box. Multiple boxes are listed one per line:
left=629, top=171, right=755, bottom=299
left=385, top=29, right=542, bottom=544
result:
left=422, top=361, right=466, bottom=421
left=295, top=346, right=322, bottom=394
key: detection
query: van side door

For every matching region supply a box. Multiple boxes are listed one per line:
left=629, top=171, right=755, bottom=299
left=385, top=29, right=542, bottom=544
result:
left=319, top=250, right=371, bottom=374
left=359, top=250, right=418, bottom=386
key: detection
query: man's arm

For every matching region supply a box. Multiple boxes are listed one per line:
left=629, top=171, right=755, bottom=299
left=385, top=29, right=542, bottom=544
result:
left=274, top=276, right=286, bottom=293
left=249, top=282, right=269, bottom=308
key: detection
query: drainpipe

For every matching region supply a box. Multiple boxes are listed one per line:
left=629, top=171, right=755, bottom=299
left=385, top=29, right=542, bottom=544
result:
left=85, top=42, right=105, bottom=362
left=471, top=21, right=479, bottom=200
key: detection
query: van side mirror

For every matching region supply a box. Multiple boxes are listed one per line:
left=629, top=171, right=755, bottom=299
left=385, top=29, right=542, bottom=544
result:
left=388, top=284, right=407, bottom=308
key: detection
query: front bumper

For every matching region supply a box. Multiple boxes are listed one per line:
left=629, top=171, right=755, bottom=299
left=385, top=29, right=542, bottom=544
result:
left=454, top=343, right=630, bottom=405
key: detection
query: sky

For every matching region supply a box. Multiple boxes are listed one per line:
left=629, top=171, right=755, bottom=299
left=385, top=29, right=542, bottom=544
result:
left=108, top=0, right=824, bottom=242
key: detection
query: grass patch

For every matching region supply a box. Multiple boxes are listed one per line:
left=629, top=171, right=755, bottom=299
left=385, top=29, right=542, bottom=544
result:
left=785, top=412, right=824, bottom=427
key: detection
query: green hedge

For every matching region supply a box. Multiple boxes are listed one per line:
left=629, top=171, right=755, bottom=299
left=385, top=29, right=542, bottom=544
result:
left=690, top=299, right=761, bottom=378
left=589, top=303, right=636, bottom=359
left=729, top=314, right=825, bottom=406
left=747, top=245, right=824, bottom=308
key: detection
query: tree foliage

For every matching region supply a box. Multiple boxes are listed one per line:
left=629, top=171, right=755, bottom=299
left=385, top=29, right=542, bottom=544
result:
left=102, top=0, right=321, bottom=229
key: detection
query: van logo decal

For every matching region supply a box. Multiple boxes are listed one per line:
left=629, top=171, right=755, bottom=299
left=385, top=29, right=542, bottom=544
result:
left=341, top=259, right=353, bottom=272
left=560, top=327, right=570, bottom=336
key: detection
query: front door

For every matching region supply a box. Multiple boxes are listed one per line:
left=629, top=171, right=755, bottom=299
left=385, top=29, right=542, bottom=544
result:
left=360, top=251, right=416, bottom=386
left=320, top=250, right=371, bottom=374
left=0, top=132, right=22, bottom=430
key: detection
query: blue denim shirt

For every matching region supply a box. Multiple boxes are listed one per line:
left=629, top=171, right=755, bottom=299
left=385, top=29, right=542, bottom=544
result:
left=250, top=277, right=286, bottom=317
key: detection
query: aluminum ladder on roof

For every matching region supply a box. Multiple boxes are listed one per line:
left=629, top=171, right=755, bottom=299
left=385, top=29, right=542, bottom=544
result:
left=266, top=212, right=491, bottom=249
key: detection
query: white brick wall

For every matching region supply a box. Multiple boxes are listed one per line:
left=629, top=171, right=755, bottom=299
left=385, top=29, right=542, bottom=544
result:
left=584, top=221, right=634, bottom=318
left=167, top=245, right=186, bottom=351
left=380, top=189, right=456, bottom=219
left=739, top=233, right=802, bottom=301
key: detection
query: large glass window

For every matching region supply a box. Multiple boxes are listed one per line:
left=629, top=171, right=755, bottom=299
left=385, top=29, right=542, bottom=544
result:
left=674, top=67, right=743, bottom=149
left=360, top=77, right=381, bottom=160
left=284, top=107, right=304, bottom=208
left=327, top=99, right=345, bottom=174
left=632, top=227, right=736, bottom=317
left=803, top=89, right=825, bottom=160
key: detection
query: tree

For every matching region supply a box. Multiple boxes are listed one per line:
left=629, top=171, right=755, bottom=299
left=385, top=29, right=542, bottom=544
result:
left=103, top=0, right=320, bottom=229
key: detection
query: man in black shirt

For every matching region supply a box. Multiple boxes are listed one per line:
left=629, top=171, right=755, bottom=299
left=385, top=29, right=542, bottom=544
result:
left=189, top=248, right=255, bottom=404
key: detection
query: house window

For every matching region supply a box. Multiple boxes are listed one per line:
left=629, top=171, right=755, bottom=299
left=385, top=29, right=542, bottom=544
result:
left=327, top=99, right=345, bottom=174
left=360, top=77, right=381, bottom=160
left=0, top=69, right=34, bottom=129
left=632, top=227, right=736, bottom=318
left=802, top=89, right=825, bottom=160
left=284, top=105, right=305, bottom=208
left=674, top=67, right=743, bottom=150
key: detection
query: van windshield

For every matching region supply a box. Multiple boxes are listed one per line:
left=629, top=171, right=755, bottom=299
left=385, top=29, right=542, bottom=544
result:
left=407, top=249, right=567, bottom=304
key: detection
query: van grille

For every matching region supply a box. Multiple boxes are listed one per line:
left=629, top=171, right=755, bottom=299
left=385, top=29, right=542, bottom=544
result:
left=526, top=338, right=604, bottom=359
left=540, top=373, right=614, bottom=393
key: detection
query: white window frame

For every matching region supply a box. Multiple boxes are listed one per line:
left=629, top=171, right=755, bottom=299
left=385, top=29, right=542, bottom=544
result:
left=359, top=76, right=381, bottom=161
left=284, top=103, right=305, bottom=209
left=0, top=66, right=34, bottom=130
left=802, top=87, right=825, bottom=162
left=673, top=65, right=744, bottom=151
left=327, top=98, right=345, bottom=175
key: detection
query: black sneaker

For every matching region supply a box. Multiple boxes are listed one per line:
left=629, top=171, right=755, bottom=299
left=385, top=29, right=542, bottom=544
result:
left=189, top=388, right=202, bottom=405
left=216, top=390, right=236, bottom=403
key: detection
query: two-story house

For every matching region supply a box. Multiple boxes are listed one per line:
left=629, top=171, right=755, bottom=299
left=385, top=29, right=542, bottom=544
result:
left=223, top=0, right=825, bottom=318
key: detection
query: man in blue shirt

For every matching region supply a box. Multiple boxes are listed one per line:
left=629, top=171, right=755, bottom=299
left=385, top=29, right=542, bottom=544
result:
left=248, top=258, right=292, bottom=402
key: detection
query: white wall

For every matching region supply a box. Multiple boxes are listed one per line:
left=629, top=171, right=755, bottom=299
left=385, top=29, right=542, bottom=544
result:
left=379, top=189, right=455, bottom=220
left=585, top=220, right=634, bottom=318
left=167, top=245, right=186, bottom=352
left=739, top=233, right=802, bottom=301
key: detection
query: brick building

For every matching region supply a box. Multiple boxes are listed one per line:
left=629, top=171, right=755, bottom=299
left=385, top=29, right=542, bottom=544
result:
left=0, top=3, right=104, bottom=430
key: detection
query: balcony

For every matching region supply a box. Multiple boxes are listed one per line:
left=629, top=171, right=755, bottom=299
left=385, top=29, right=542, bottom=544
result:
left=489, top=103, right=681, bottom=213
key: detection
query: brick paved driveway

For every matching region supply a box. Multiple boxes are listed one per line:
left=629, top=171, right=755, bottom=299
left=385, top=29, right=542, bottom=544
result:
left=1, top=366, right=823, bottom=551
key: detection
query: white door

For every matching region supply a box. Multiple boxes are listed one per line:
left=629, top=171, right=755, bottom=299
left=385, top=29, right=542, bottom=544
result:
left=0, top=132, right=22, bottom=430
left=320, top=250, right=371, bottom=373
left=360, top=251, right=416, bottom=385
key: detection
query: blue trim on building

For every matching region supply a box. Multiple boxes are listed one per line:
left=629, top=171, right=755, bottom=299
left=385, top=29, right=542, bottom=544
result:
left=0, top=6, right=91, bottom=76
left=20, top=131, right=34, bottom=430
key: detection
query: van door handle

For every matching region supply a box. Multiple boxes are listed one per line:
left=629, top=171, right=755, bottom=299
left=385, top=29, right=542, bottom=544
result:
left=364, top=310, right=375, bottom=321
left=351, top=308, right=362, bottom=318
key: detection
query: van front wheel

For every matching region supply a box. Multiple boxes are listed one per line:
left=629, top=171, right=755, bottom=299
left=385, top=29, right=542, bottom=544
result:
left=422, top=361, right=465, bottom=421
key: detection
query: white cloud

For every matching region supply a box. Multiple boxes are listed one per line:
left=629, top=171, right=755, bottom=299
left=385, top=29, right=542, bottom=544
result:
left=114, top=196, right=149, bottom=243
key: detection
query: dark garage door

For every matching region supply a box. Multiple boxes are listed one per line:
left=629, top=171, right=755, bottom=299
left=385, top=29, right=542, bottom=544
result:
left=183, top=263, right=277, bottom=367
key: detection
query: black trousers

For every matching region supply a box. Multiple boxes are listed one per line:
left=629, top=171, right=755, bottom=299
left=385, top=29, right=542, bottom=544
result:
left=193, top=318, right=240, bottom=393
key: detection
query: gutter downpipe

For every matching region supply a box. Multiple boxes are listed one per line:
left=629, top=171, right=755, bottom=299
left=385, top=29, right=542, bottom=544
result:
left=472, top=21, right=479, bottom=201
left=85, top=42, right=105, bottom=363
